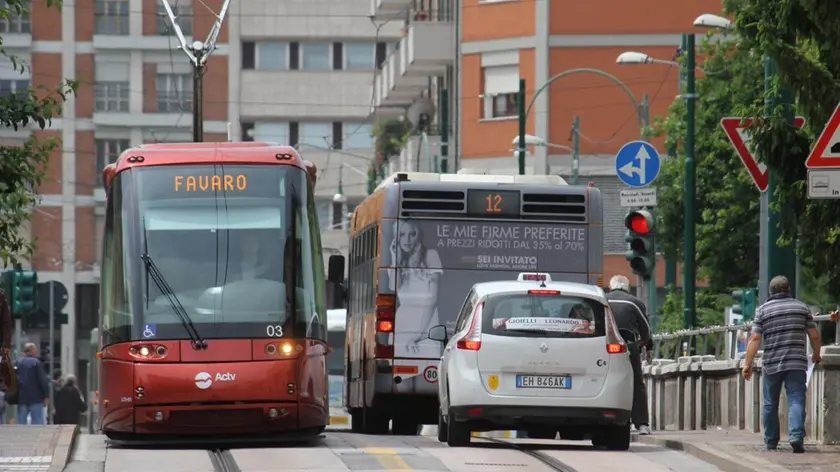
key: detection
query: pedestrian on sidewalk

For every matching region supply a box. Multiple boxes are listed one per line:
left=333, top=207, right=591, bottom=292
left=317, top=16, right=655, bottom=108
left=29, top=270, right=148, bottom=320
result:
left=742, top=275, right=822, bottom=453
left=15, top=343, right=49, bottom=425
left=605, top=275, right=652, bottom=436
left=53, top=374, right=87, bottom=425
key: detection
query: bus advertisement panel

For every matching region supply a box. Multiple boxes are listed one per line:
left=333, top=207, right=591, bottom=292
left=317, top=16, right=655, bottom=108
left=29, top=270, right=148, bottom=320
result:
left=379, top=219, right=592, bottom=361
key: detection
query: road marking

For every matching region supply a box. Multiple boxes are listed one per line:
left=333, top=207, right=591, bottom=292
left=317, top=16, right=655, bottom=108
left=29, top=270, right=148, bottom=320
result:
left=362, top=448, right=414, bottom=470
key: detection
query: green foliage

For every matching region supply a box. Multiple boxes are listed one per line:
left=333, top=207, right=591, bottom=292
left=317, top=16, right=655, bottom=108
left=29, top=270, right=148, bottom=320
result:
left=372, top=118, right=411, bottom=165
left=656, top=287, right=728, bottom=334
left=727, top=0, right=840, bottom=298
left=651, top=34, right=763, bottom=292
left=0, top=0, right=77, bottom=267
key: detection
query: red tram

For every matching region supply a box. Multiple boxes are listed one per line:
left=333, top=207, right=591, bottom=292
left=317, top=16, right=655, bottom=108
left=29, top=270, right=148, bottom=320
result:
left=96, top=142, right=346, bottom=440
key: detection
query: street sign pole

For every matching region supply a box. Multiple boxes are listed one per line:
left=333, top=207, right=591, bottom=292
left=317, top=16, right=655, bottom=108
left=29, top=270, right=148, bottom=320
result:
left=48, top=280, right=54, bottom=424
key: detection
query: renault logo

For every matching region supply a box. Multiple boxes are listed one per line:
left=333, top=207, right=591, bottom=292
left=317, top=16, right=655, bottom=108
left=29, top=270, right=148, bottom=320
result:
left=539, top=343, right=548, bottom=353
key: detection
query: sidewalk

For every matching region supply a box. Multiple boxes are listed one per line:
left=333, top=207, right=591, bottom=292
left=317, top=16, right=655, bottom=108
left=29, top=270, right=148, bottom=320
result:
left=0, top=425, right=79, bottom=472
left=632, top=429, right=840, bottom=472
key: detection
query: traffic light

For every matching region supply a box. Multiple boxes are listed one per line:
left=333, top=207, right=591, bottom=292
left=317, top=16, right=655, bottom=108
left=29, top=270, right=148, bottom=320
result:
left=731, top=288, right=758, bottom=321
left=8, top=270, right=38, bottom=319
left=624, top=210, right=655, bottom=279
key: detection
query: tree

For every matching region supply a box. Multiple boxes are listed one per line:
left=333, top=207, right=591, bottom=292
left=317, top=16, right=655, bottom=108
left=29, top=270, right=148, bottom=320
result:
left=0, top=0, right=76, bottom=266
left=652, top=34, right=763, bottom=292
left=729, top=0, right=840, bottom=297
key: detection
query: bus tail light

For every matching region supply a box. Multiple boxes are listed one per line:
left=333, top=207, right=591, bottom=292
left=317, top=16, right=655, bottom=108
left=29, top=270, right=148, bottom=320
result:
left=456, top=303, right=483, bottom=351
left=605, top=306, right=627, bottom=355
left=375, top=295, right=396, bottom=359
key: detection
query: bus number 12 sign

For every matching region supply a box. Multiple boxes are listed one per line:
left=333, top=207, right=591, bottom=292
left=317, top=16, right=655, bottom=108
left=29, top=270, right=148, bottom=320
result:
left=467, top=189, right=520, bottom=216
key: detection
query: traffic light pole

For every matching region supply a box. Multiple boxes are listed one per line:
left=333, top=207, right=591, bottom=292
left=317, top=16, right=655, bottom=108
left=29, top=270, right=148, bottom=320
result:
left=47, top=280, right=55, bottom=424
left=517, top=79, right=527, bottom=175
left=683, top=33, right=697, bottom=330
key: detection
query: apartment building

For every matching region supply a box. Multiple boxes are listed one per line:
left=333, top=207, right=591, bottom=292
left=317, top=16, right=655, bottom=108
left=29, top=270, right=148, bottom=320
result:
left=0, top=0, right=396, bottom=382
left=370, top=0, right=722, bottom=286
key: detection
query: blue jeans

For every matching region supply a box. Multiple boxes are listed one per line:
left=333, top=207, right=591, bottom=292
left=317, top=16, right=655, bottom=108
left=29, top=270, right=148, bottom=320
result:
left=762, top=369, right=806, bottom=447
left=17, top=403, right=46, bottom=425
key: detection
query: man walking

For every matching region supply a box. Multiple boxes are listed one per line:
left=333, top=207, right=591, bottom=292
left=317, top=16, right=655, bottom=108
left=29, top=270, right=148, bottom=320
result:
left=605, top=275, right=652, bottom=435
left=16, top=343, right=49, bottom=425
left=743, top=276, right=821, bottom=453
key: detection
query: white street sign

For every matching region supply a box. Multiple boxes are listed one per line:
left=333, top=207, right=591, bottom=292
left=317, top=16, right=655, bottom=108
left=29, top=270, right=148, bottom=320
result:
left=807, top=169, right=840, bottom=199
left=620, top=188, right=657, bottom=207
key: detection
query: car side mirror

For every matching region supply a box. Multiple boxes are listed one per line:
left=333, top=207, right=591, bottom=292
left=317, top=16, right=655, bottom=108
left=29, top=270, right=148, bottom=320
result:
left=428, top=325, right=448, bottom=343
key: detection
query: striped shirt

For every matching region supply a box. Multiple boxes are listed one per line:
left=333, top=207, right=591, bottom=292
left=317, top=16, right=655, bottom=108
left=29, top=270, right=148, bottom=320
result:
left=750, top=293, right=816, bottom=376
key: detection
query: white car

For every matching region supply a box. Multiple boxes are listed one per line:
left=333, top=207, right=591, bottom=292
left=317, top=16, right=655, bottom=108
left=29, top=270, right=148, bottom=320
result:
left=428, top=273, right=636, bottom=449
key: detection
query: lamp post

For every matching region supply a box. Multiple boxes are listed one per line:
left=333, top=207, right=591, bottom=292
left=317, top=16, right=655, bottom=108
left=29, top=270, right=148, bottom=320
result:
left=691, top=13, right=797, bottom=302
left=617, top=35, right=696, bottom=330
left=516, top=69, right=647, bottom=175
left=511, top=134, right=575, bottom=181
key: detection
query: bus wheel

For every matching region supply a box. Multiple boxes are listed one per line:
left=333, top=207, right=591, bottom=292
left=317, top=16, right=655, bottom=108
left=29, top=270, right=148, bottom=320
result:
left=350, top=408, right=364, bottom=433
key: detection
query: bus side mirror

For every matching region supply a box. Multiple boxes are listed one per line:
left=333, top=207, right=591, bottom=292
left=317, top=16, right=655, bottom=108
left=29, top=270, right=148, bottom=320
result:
left=428, top=325, right=448, bottom=344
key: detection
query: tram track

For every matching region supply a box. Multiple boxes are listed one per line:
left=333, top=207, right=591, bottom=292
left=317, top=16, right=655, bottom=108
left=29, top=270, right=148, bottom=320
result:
left=481, top=437, right=579, bottom=472
left=208, top=448, right=241, bottom=472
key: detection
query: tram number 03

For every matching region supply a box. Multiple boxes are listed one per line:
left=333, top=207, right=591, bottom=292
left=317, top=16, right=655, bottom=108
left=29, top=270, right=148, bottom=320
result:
left=266, top=325, right=284, bottom=337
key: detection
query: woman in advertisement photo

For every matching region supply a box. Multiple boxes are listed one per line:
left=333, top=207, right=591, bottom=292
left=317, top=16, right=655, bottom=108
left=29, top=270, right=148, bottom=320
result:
left=386, top=220, right=443, bottom=360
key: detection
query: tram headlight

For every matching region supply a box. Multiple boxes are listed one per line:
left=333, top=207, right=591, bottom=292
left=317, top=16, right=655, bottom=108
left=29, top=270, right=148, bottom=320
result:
left=268, top=408, right=279, bottom=418
left=139, top=346, right=150, bottom=357
left=265, top=344, right=277, bottom=355
left=281, top=343, right=293, bottom=355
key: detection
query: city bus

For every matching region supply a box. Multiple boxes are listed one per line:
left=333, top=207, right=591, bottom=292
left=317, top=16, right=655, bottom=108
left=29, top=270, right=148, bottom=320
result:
left=96, top=142, right=342, bottom=440
left=343, top=171, right=604, bottom=434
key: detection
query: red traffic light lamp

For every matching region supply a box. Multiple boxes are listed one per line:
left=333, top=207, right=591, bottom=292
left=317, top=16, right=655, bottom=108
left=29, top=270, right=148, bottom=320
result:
left=624, top=210, right=655, bottom=278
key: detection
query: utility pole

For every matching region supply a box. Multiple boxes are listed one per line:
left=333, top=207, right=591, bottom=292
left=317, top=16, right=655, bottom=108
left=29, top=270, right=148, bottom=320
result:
left=159, top=0, right=231, bottom=143
left=762, top=57, right=797, bottom=299
left=440, top=89, right=449, bottom=173
left=517, top=79, right=526, bottom=175
left=682, top=33, right=697, bottom=330
left=571, top=116, right=580, bottom=184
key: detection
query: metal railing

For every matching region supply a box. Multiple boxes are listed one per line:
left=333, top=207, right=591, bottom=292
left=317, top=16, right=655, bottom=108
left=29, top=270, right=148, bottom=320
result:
left=650, top=313, right=838, bottom=361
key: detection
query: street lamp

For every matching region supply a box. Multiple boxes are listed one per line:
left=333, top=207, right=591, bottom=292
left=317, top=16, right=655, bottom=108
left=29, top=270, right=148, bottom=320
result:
left=616, top=52, right=678, bottom=66
left=511, top=135, right=582, bottom=182
left=693, top=13, right=732, bottom=29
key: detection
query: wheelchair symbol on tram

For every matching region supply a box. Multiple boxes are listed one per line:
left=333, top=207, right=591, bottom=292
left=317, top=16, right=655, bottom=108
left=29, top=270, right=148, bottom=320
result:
left=143, top=324, right=157, bottom=338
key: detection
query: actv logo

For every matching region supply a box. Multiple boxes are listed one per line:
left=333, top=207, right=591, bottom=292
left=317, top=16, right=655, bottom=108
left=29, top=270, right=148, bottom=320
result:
left=194, top=372, right=236, bottom=389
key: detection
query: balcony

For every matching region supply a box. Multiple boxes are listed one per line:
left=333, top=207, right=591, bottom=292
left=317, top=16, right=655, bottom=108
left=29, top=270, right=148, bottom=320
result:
left=370, top=0, right=412, bottom=20
left=400, top=19, right=454, bottom=77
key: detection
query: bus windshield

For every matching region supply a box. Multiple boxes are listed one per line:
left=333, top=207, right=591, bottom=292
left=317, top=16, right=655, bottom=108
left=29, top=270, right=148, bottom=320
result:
left=99, top=164, right=326, bottom=344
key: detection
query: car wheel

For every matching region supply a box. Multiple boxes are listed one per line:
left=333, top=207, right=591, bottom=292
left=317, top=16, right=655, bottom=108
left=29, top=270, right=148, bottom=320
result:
left=446, top=412, right=471, bottom=447
left=604, top=423, right=631, bottom=451
left=437, top=410, right=448, bottom=443
left=526, top=428, right=556, bottom=440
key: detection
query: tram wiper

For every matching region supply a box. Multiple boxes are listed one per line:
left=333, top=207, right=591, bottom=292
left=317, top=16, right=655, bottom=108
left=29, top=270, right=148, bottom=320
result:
left=140, top=222, right=207, bottom=350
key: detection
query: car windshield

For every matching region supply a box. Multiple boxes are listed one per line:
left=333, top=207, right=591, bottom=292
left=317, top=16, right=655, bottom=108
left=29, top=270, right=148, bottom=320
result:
left=482, top=291, right=606, bottom=338
left=99, top=164, right=326, bottom=343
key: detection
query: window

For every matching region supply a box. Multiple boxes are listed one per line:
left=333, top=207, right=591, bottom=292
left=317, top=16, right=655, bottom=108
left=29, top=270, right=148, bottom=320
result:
left=487, top=93, right=518, bottom=119
left=94, top=0, right=129, bottom=35
left=0, top=0, right=30, bottom=34
left=299, top=122, right=332, bottom=147
left=256, top=42, right=288, bottom=70
left=96, top=139, right=129, bottom=186
left=157, top=4, right=192, bottom=36
left=0, top=79, right=29, bottom=98
left=252, top=122, right=289, bottom=143
left=482, top=292, right=606, bottom=339
left=345, top=43, right=374, bottom=70
left=482, top=65, right=519, bottom=119
left=156, top=74, right=192, bottom=113
left=343, top=123, right=374, bottom=149
left=302, top=43, right=331, bottom=71
left=94, top=82, right=130, bottom=112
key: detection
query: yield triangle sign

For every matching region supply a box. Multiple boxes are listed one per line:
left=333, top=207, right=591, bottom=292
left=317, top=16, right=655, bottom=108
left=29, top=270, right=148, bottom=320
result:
left=720, top=116, right=806, bottom=192
left=806, top=101, right=840, bottom=168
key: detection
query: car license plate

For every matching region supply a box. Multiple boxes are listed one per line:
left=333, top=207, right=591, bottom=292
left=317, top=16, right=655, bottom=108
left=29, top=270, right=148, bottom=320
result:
left=516, top=375, right=570, bottom=389
left=330, top=416, right=349, bottom=425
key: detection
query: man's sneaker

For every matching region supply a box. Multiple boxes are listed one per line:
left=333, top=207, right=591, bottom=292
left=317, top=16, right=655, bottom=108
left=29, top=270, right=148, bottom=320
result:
left=791, top=441, right=805, bottom=454
left=638, top=425, right=651, bottom=435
